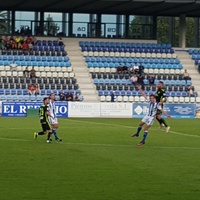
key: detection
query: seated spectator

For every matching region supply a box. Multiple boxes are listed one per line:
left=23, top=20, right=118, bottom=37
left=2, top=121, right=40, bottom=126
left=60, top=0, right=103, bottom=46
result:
left=32, top=36, right=37, bottom=45
left=133, top=63, right=139, bottom=74
left=139, top=64, right=144, bottom=74
left=148, top=74, right=155, bottom=85
left=10, top=61, right=17, bottom=71
left=117, top=64, right=123, bottom=73
left=15, top=36, right=21, bottom=49
left=59, top=90, right=66, bottom=101
left=111, top=91, right=116, bottom=102
left=74, top=93, right=81, bottom=101
left=21, top=41, right=28, bottom=50
left=183, top=69, right=190, bottom=83
left=5, top=41, right=11, bottom=50
left=28, top=42, right=33, bottom=51
left=30, top=67, right=36, bottom=78
left=130, top=75, right=138, bottom=86
left=137, top=71, right=145, bottom=90
left=58, top=37, right=64, bottom=46
left=28, top=84, right=36, bottom=96
left=26, top=35, right=32, bottom=44
left=0, top=39, right=5, bottom=50
left=10, top=36, right=17, bottom=49
left=66, top=90, right=73, bottom=101
left=123, top=64, right=128, bottom=73
left=187, top=86, right=194, bottom=97
left=35, top=84, right=40, bottom=96
left=23, top=67, right=29, bottom=77
left=128, top=65, right=134, bottom=74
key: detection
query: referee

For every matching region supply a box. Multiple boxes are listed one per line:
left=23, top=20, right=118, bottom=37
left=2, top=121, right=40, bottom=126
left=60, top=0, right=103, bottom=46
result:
left=34, top=97, right=54, bottom=143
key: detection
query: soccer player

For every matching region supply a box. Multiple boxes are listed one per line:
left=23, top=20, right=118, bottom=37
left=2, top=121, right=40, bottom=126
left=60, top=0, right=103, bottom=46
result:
left=155, top=81, right=170, bottom=133
left=48, top=93, right=62, bottom=142
left=131, top=85, right=171, bottom=146
left=34, top=97, right=53, bottom=143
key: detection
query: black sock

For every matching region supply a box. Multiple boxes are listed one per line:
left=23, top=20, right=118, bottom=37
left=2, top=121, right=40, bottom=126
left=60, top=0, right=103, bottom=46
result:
left=160, top=118, right=168, bottom=127
left=47, top=132, right=52, bottom=140
left=156, top=118, right=162, bottom=125
left=38, top=131, right=44, bottom=135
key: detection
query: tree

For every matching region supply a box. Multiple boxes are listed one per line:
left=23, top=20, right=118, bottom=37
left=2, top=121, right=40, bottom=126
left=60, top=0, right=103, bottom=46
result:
left=44, top=14, right=60, bottom=36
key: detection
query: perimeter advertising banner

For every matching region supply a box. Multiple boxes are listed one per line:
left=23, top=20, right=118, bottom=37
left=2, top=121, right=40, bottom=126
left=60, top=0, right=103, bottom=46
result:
left=1, top=102, right=68, bottom=117
left=133, top=103, right=195, bottom=118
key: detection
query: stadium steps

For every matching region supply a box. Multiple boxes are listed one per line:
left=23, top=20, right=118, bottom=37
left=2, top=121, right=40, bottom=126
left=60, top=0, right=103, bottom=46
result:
left=175, top=50, right=200, bottom=92
left=66, top=40, right=99, bottom=102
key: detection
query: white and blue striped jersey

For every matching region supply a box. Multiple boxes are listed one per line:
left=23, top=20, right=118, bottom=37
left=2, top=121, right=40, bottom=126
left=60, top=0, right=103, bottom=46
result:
left=146, top=99, right=162, bottom=117
left=48, top=100, right=57, bottom=118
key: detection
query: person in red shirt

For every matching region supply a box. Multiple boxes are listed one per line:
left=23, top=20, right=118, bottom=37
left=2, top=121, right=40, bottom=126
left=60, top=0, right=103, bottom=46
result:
left=22, top=41, right=28, bottom=50
left=28, top=84, right=36, bottom=96
left=26, top=35, right=32, bottom=44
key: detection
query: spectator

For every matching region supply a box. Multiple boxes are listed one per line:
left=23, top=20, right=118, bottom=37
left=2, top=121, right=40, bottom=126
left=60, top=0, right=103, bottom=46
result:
left=139, top=64, right=144, bottom=74
left=28, top=42, right=33, bottom=51
left=59, top=90, right=66, bottom=101
left=128, top=64, right=134, bottom=75
left=28, top=84, right=36, bottom=96
left=0, top=39, right=5, bottom=49
left=187, top=86, right=194, bottom=97
left=10, top=61, right=17, bottom=71
left=58, top=37, right=64, bottom=46
left=5, top=41, right=11, bottom=50
left=130, top=75, right=138, bottom=86
left=32, top=36, right=37, bottom=45
left=74, top=93, right=81, bottom=101
left=123, top=64, right=128, bottom=73
left=26, top=35, right=32, bottom=44
left=133, top=63, right=139, bottom=74
left=15, top=36, right=21, bottom=48
left=66, top=90, right=73, bottom=101
left=137, top=71, right=145, bottom=90
left=111, top=91, right=116, bottom=102
left=21, top=41, right=28, bottom=50
left=183, top=69, right=190, bottom=83
left=30, top=67, right=36, bottom=78
left=117, top=64, right=123, bottom=73
left=35, top=84, right=40, bottom=96
left=23, top=67, right=29, bottom=77
left=148, top=74, right=155, bottom=85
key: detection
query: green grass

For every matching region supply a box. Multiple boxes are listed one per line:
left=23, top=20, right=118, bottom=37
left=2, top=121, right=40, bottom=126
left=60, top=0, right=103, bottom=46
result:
left=0, top=117, right=200, bottom=200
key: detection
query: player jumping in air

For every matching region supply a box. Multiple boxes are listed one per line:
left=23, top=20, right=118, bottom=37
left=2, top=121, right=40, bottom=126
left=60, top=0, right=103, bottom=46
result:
left=34, top=97, right=54, bottom=143
left=131, top=85, right=171, bottom=146
left=48, top=93, right=62, bottom=142
left=155, top=81, right=170, bottom=133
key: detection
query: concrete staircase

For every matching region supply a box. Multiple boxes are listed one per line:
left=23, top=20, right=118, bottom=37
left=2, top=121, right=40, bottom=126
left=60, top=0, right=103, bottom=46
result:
left=175, top=50, right=200, bottom=93
left=65, top=39, right=99, bottom=102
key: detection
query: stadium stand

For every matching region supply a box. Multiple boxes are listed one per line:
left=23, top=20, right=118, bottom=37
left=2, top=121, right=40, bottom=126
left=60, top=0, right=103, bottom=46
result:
left=80, top=41, right=198, bottom=103
left=0, top=37, right=81, bottom=101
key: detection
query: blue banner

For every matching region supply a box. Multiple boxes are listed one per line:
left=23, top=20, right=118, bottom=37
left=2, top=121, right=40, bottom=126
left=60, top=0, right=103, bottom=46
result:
left=1, top=102, right=68, bottom=118
left=133, top=103, right=195, bottom=119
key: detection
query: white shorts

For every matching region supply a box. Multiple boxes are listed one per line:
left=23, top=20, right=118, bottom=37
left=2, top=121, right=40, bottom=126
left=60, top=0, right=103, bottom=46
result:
left=142, top=116, right=155, bottom=126
left=48, top=117, right=58, bottom=125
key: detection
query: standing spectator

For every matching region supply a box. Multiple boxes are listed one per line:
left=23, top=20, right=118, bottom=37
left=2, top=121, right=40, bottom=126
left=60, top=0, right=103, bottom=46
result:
left=28, top=84, right=36, bottom=96
left=66, top=90, right=73, bottom=101
left=147, top=74, right=155, bottom=85
left=187, top=86, right=194, bottom=97
left=30, top=67, right=36, bottom=78
left=117, top=64, right=123, bottom=73
left=183, top=69, right=190, bottom=83
left=130, top=75, right=138, bottom=86
left=111, top=91, right=116, bottom=102
left=23, top=67, right=30, bottom=77
left=59, top=90, right=66, bottom=101
left=58, top=37, right=64, bottom=46
left=35, top=84, right=40, bottom=96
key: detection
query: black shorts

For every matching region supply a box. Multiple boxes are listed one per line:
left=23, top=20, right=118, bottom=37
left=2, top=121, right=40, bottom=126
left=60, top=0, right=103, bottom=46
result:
left=41, top=121, right=51, bottom=132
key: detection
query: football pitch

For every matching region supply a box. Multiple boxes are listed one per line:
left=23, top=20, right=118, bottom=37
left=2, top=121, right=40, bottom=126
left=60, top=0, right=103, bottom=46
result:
left=0, top=117, right=200, bottom=200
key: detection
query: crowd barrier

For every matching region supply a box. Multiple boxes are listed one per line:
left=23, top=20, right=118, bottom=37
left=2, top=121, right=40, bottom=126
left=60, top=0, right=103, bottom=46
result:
left=0, top=101, right=198, bottom=118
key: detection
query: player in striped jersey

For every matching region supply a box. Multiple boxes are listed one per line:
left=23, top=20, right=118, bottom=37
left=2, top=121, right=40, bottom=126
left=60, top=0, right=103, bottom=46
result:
left=131, top=85, right=171, bottom=146
left=48, top=93, right=62, bottom=142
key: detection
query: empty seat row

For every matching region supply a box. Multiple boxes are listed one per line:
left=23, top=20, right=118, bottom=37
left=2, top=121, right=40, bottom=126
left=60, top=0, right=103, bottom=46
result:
left=188, top=49, right=200, bottom=54
left=0, top=50, right=67, bottom=56
left=100, top=95, right=199, bottom=103
left=0, top=71, right=75, bottom=78
left=0, top=55, right=69, bottom=62
left=33, top=45, right=65, bottom=52
left=79, top=41, right=172, bottom=49
left=82, top=51, right=177, bottom=58
left=0, top=60, right=71, bottom=67
left=81, top=46, right=174, bottom=54
left=85, top=56, right=180, bottom=64
left=36, top=40, right=61, bottom=46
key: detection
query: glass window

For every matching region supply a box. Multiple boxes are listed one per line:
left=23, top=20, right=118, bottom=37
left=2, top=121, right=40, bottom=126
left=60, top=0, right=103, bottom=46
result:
left=0, top=10, right=12, bottom=34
